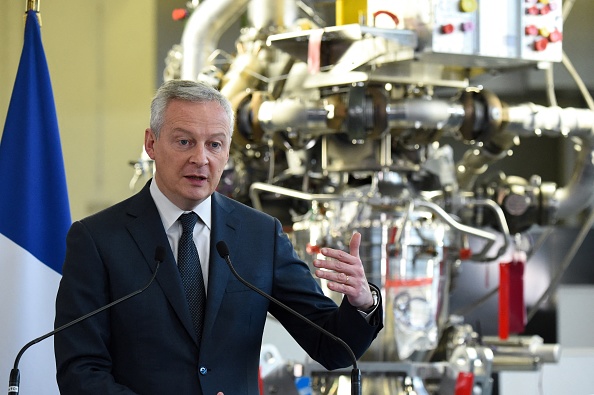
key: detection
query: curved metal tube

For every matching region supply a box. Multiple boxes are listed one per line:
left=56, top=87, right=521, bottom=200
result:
left=180, top=0, right=249, bottom=80
left=249, top=182, right=355, bottom=212
left=413, top=200, right=501, bottom=262
left=504, top=103, right=594, bottom=219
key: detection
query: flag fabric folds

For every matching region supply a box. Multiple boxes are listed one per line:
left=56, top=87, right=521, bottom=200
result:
left=0, top=10, right=71, bottom=394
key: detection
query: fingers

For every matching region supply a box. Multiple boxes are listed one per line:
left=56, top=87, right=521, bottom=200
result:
left=313, top=263, right=350, bottom=289
left=313, top=231, right=364, bottom=291
left=312, top=232, right=375, bottom=308
left=317, top=231, right=361, bottom=264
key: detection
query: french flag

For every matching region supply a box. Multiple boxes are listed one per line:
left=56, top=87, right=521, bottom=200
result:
left=0, top=10, right=71, bottom=394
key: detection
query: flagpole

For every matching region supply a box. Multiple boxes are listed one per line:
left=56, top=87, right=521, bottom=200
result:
left=26, top=0, right=40, bottom=12
left=25, top=0, right=41, bottom=25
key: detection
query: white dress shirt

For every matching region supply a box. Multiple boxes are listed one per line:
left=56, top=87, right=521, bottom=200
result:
left=150, top=180, right=211, bottom=293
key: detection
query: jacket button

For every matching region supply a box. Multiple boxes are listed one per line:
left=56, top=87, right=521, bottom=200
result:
left=199, top=366, right=208, bottom=375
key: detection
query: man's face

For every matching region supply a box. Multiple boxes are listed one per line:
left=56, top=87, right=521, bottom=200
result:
left=144, top=99, right=231, bottom=210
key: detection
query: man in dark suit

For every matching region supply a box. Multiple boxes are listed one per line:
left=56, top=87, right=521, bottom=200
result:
left=54, top=79, right=383, bottom=394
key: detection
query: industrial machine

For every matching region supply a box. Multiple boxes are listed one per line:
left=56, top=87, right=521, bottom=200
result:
left=132, top=0, right=594, bottom=393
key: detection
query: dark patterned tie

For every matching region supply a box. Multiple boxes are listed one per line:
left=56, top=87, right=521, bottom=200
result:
left=178, top=212, right=206, bottom=341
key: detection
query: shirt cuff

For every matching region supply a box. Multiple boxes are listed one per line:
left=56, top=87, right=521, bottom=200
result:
left=357, top=284, right=380, bottom=321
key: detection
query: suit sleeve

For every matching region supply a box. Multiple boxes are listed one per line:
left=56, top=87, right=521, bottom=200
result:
left=267, top=218, right=383, bottom=370
left=54, top=221, right=138, bottom=395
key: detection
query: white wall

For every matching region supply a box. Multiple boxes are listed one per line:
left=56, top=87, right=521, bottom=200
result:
left=500, top=285, right=594, bottom=395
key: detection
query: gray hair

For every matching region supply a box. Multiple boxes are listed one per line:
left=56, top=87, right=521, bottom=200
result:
left=149, top=79, right=234, bottom=139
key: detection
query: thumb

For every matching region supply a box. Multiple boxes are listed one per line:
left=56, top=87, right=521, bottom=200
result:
left=349, top=231, right=361, bottom=259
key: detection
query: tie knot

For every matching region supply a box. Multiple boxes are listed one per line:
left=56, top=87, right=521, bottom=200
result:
left=179, top=212, right=198, bottom=233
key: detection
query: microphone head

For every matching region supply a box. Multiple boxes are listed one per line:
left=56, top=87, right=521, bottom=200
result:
left=216, top=241, right=229, bottom=258
left=154, top=246, right=166, bottom=263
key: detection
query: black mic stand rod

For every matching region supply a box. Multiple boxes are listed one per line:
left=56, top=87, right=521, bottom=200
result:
left=215, top=241, right=361, bottom=395
left=8, top=247, right=165, bottom=395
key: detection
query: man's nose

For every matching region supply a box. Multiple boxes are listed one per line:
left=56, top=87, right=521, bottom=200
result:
left=189, top=145, right=208, bottom=165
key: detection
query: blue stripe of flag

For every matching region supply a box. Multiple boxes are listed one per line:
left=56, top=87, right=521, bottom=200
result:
left=0, top=10, right=71, bottom=274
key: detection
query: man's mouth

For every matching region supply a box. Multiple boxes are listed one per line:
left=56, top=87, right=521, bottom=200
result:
left=186, top=175, right=207, bottom=181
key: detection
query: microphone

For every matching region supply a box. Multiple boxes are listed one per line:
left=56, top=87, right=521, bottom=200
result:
left=215, top=241, right=362, bottom=395
left=7, top=246, right=166, bottom=395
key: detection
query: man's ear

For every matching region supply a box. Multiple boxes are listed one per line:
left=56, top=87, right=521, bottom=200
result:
left=144, top=128, right=156, bottom=159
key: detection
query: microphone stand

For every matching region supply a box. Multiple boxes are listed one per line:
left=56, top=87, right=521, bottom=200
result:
left=215, top=241, right=362, bottom=395
left=7, top=247, right=164, bottom=395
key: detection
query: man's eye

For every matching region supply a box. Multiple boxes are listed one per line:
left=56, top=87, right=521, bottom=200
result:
left=211, top=142, right=221, bottom=149
left=179, top=140, right=189, bottom=146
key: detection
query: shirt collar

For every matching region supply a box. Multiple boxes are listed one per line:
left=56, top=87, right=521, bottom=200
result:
left=149, top=179, right=212, bottom=231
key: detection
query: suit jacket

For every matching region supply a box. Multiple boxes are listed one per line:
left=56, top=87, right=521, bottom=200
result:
left=54, top=180, right=382, bottom=395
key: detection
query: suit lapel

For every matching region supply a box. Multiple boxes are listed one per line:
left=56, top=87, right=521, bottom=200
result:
left=202, top=192, right=241, bottom=340
left=125, top=182, right=198, bottom=344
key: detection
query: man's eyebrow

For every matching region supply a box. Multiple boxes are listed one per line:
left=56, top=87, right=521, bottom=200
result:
left=170, top=127, right=192, bottom=134
left=209, top=131, right=231, bottom=140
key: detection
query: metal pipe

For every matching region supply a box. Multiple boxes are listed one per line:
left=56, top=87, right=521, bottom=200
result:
left=386, top=98, right=465, bottom=132
left=180, top=0, right=249, bottom=80
left=249, top=182, right=354, bottom=211
left=483, top=336, right=561, bottom=363
left=258, top=98, right=329, bottom=134
left=247, top=0, right=298, bottom=31
left=491, top=356, right=541, bottom=372
left=413, top=200, right=499, bottom=261
left=256, top=96, right=468, bottom=143
left=504, top=103, right=594, bottom=139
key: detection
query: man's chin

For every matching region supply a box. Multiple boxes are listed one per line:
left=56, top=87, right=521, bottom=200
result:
left=181, top=190, right=211, bottom=206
